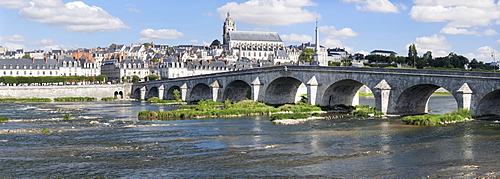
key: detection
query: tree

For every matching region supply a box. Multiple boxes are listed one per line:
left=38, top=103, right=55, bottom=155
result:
left=173, top=89, right=181, bottom=101
left=131, top=75, right=140, bottom=82
left=96, top=75, right=108, bottom=83
left=408, top=44, right=418, bottom=68
left=142, top=42, right=152, bottom=48
left=210, top=39, right=221, bottom=47
left=299, top=48, right=314, bottom=62
left=109, top=43, right=118, bottom=47
left=144, top=75, right=159, bottom=81
left=21, top=54, right=31, bottom=59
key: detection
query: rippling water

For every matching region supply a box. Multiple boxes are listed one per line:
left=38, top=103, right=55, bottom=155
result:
left=1, top=97, right=499, bottom=178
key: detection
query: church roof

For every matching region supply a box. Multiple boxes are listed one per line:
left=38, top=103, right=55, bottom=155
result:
left=229, top=31, right=283, bottom=42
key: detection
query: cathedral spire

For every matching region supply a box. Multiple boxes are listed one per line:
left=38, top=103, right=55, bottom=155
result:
left=223, top=12, right=236, bottom=48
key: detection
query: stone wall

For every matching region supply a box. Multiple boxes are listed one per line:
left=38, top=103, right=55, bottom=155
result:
left=0, top=84, right=132, bottom=99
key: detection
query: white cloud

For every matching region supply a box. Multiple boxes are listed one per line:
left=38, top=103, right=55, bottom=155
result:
left=0, top=34, right=26, bottom=42
left=281, top=33, right=312, bottom=42
left=409, top=34, right=451, bottom=57
left=16, top=0, right=128, bottom=32
left=319, top=26, right=358, bottom=39
left=27, top=38, right=54, bottom=46
left=316, top=25, right=358, bottom=50
left=216, top=0, right=319, bottom=26
left=0, top=0, right=30, bottom=9
left=127, top=8, right=143, bottom=14
left=189, top=39, right=199, bottom=44
left=342, top=0, right=401, bottom=13
left=139, top=29, right=184, bottom=42
left=440, top=27, right=476, bottom=35
left=463, top=46, right=500, bottom=62
left=410, top=0, right=500, bottom=28
left=3, top=43, right=26, bottom=50
left=496, top=39, right=500, bottom=43
left=482, top=29, right=499, bottom=36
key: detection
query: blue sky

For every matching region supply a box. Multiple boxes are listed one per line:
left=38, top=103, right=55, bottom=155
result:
left=0, top=0, right=499, bottom=62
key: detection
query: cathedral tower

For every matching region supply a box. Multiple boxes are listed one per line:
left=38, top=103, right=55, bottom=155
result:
left=223, top=12, right=236, bottom=47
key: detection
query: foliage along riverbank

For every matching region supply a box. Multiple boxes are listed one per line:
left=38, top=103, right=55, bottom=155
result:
left=401, top=108, right=473, bottom=125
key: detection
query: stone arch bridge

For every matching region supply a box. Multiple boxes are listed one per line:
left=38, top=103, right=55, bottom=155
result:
left=132, top=66, right=500, bottom=116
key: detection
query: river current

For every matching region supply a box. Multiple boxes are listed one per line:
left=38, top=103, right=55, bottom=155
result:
left=1, top=95, right=499, bottom=178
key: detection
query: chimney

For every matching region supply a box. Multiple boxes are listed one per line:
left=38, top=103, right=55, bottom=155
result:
left=44, top=57, right=48, bottom=63
left=31, top=57, right=35, bottom=63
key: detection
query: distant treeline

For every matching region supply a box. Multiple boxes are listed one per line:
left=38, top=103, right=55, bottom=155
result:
left=0, top=75, right=108, bottom=84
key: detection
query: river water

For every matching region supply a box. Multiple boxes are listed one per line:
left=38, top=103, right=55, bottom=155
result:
left=1, top=95, right=499, bottom=178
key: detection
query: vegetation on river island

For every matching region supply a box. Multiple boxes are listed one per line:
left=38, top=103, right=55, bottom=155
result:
left=350, top=105, right=384, bottom=117
left=0, top=117, right=8, bottom=122
left=138, top=99, right=326, bottom=120
left=401, top=108, right=472, bottom=125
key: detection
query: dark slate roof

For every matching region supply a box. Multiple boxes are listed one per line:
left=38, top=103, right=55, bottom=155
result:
left=0, top=58, right=60, bottom=68
left=229, top=31, right=283, bottom=42
left=371, top=50, right=397, bottom=54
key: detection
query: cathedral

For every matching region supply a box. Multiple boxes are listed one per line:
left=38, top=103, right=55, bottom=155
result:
left=222, top=12, right=285, bottom=61
left=222, top=12, right=328, bottom=66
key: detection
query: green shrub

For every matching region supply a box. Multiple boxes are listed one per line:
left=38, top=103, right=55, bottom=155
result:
left=0, top=117, right=8, bottom=121
left=354, top=105, right=370, bottom=109
left=63, top=114, right=71, bottom=120
left=351, top=108, right=384, bottom=117
left=41, top=128, right=51, bottom=133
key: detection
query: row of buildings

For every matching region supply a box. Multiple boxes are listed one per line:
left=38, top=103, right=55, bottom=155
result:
left=0, top=12, right=397, bottom=82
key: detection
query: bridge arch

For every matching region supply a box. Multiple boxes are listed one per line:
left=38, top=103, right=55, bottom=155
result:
left=189, top=83, right=211, bottom=102
left=394, top=84, right=457, bottom=114
left=132, top=88, right=141, bottom=100
left=165, top=86, right=181, bottom=100
left=476, top=89, right=500, bottom=116
left=264, top=77, right=305, bottom=104
left=147, top=87, right=159, bottom=99
left=321, top=79, right=365, bottom=106
left=223, top=80, right=251, bottom=102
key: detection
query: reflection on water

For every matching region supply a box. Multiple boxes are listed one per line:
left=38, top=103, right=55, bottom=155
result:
left=0, top=97, right=499, bottom=178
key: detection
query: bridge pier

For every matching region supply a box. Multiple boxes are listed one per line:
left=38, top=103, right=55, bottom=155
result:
left=457, top=83, right=473, bottom=110
left=375, top=79, right=391, bottom=114
left=180, top=83, right=188, bottom=101
left=210, top=81, right=220, bottom=102
left=140, top=86, right=146, bottom=100
left=158, top=85, right=165, bottom=100
left=251, top=77, right=261, bottom=101
left=307, top=76, right=319, bottom=105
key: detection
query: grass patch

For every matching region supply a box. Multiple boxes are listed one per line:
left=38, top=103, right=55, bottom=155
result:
left=41, top=128, right=51, bottom=133
left=0, top=117, right=8, bottom=121
left=54, top=97, right=97, bottom=102
left=402, top=108, right=472, bottom=125
left=101, top=97, right=117, bottom=101
left=350, top=107, right=384, bottom=117
left=0, top=98, right=51, bottom=102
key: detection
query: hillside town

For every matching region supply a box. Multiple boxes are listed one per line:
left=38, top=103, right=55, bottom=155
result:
left=0, top=13, right=493, bottom=83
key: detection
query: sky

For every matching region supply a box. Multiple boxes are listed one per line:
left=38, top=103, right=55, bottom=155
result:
left=0, top=0, right=499, bottom=62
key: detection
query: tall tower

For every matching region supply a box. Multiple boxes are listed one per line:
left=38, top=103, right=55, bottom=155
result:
left=313, top=20, right=320, bottom=65
left=223, top=12, right=236, bottom=47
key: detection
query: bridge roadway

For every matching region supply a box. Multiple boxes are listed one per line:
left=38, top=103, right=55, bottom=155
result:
left=132, top=66, right=500, bottom=116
